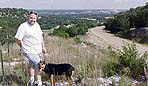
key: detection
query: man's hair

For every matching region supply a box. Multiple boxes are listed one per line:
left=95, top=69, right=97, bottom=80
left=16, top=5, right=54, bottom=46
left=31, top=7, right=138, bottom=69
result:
left=28, top=11, right=38, bottom=16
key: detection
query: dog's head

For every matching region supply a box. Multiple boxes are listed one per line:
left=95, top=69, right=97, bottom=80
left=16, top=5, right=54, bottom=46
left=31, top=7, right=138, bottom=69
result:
left=38, top=61, right=46, bottom=72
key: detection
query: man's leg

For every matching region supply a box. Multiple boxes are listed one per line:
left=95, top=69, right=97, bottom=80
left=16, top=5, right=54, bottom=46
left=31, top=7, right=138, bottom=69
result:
left=35, top=53, right=43, bottom=86
left=23, top=53, right=43, bottom=86
left=35, top=65, right=42, bottom=86
left=28, top=67, right=35, bottom=86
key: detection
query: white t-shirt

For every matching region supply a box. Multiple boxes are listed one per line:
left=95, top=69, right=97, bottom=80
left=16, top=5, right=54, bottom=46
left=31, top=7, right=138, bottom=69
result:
left=15, top=22, right=43, bottom=54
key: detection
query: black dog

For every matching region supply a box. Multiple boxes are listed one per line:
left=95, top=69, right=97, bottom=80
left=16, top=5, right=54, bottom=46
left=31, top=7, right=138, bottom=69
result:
left=39, top=61, right=75, bottom=86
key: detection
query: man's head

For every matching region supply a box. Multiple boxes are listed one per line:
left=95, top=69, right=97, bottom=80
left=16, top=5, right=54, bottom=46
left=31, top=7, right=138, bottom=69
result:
left=27, top=11, right=38, bottom=25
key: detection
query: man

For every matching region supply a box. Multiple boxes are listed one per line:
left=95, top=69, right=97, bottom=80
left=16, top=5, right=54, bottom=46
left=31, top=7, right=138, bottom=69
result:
left=15, top=11, right=46, bottom=86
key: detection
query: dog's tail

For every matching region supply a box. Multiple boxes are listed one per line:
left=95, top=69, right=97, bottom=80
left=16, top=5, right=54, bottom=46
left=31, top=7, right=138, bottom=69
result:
left=68, top=64, right=75, bottom=72
left=71, top=66, right=75, bottom=71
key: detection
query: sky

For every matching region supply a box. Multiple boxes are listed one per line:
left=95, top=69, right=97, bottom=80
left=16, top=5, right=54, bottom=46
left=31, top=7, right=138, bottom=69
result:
left=0, top=0, right=147, bottom=9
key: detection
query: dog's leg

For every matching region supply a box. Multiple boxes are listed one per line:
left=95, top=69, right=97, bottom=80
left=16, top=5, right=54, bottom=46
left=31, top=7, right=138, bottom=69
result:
left=144, top=59, right=148, bottom=86
left=50, top=75, right=55, bottom=86
left=68, top=71, right=75, bottom=86
left=71, top=71, right=74, bottom=81
left=71, top=71, right=75, bottom=85
left=67, top=76, right=73, bottom=86
left=144, top=67, right=148, bottom=85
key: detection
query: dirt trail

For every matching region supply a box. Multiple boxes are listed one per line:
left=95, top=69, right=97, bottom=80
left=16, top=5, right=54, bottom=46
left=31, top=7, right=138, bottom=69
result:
left=86, top=26, right=148, bottom=54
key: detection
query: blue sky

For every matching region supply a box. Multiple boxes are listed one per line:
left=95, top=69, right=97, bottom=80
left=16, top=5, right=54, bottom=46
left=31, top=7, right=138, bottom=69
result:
left=0, top=0, right=147, bottom=9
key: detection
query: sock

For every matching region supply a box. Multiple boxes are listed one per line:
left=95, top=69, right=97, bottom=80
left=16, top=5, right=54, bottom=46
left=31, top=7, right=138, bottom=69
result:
left=36, top=75, right=42, bottom=85
left=29, top=76, right=34, bottom=86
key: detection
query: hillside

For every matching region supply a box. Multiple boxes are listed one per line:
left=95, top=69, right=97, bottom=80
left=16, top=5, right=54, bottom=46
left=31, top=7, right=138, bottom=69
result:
left=104, top=4, right=148, bottom=44
left=85, top=26, right=148, bottom=54
left=0, top=26, right=147, bottom=85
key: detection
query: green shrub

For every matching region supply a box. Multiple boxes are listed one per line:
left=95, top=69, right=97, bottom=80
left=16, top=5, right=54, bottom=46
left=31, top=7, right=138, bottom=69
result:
left=119, top=43, right=146, bottom=80
left=103, top=61, right=120, bottom=77
left=52, top=23, right=92, bottom=37
left=73, top=37, right=83, bottom=44
left=102, top=46, right=120, bottom=76
left=52, top=30, right=69, bottom=38
left=102, top=43, right=147, bottom=80
left=52, top=25, right=69, bottom=38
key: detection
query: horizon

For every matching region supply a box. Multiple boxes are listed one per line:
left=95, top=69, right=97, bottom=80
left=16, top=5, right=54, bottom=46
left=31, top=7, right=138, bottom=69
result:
left=0, top=7, right=129, bottom=10
left=0, top=0, right=147, bottom=10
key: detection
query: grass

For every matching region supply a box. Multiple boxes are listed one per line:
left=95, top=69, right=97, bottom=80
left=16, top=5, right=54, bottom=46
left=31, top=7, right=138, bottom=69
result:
left=0, top=35, right=104, bottom=85
left=0, top=34, right=147, bottom=86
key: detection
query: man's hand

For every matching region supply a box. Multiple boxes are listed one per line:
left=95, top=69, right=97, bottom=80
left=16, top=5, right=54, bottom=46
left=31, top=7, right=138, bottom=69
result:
left=16, top=39, right=22, bottom=48
left=42, top=48, right=46, bottom=54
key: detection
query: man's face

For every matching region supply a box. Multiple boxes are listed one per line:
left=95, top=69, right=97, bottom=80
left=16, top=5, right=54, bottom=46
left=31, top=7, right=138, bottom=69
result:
left=27, top=14, right=37, bottom=25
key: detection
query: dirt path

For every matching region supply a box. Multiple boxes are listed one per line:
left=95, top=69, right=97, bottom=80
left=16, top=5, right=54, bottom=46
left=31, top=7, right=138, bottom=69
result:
left=86, top=26, right=148, bottom=54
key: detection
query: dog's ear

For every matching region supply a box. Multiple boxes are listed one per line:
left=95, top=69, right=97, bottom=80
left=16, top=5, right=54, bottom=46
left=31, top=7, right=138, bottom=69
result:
left=39, top=60, right=45, bottom=63
left=43, top=60, right=46, bottom=64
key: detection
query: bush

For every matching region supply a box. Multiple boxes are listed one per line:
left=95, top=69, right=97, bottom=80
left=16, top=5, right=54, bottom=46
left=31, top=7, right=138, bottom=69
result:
left=52, top=22, right=95, bottom=38
left=102, top=46, right=121, bottom=77
left=73, top=37, right=83, bottom=44
left=52, top=25, right=69, bottom=38
left=102, top=43, right=147, bottom=81
left=52, top=30, right=69, bottom=38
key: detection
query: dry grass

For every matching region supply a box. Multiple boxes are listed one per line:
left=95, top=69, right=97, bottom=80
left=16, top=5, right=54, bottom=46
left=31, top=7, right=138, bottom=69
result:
left=1, top=34, right=146, bottom=85
left=0, top=34, right=106, bottom=85
left=42, top=35, right=105, bottom=85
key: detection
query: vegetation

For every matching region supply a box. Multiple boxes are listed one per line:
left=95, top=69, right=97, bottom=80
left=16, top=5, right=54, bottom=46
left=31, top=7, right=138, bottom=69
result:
left=52, top=21, right=97, bottom=37
left=104, top=3, right=148, bottom=43
left=0, top=8, right=27, bottom=50
left=38, top=15, right=99, bottom=30
left=102, top=43, right=147, bottom=81
left=0, top=8, right=147, bottom=85
left=0, top=8, right=27, bottom=30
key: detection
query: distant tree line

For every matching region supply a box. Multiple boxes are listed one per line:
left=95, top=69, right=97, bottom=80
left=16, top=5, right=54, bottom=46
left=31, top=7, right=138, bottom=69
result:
left=38, top=15, right=100, bottom=30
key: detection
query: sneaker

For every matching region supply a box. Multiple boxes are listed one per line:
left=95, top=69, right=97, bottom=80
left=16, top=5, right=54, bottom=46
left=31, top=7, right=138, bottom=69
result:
left=34, top=81, right=42, bottom=86
left=28, top=76, right=35, bottom=86
left=28, top=81, right=34, bottom=86
left=36, top=75, right=42, bottom=86
left=38, top=81, right=42, bottom=86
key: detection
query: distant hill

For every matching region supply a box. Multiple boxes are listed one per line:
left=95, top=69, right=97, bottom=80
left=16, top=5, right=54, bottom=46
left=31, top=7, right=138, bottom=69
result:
left=36, top=9, right=127, bottom=30
left=36, top=9, right=127, bottom=16
left=0, top=8, right=126, bottom=30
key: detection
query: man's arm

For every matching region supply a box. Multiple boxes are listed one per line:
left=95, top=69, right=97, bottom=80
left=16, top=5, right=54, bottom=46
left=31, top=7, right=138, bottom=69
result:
left=41, top=34, right=46, bottom=54
left=42, top=42, right=46, bottom=54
